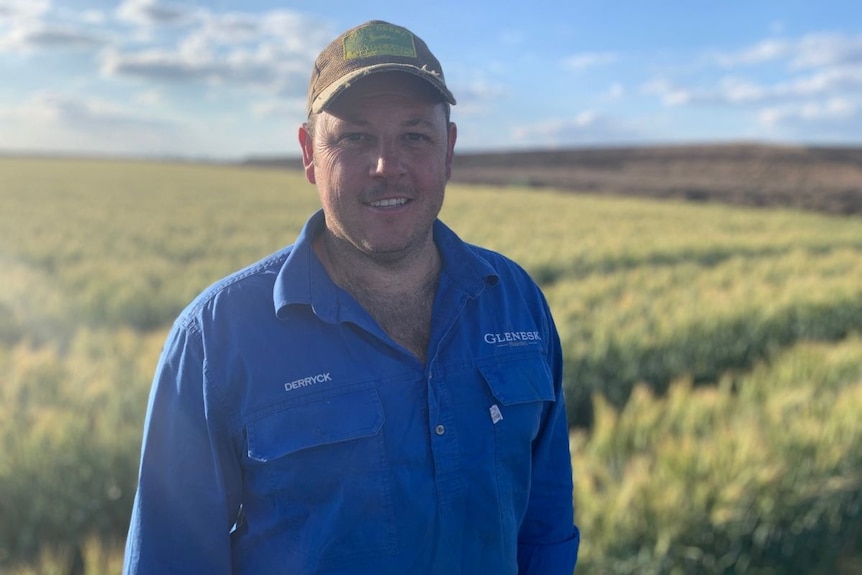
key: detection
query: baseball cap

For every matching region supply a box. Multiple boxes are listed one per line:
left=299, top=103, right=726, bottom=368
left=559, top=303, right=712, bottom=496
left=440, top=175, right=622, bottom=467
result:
left=306, top=20, right=456, bottom=115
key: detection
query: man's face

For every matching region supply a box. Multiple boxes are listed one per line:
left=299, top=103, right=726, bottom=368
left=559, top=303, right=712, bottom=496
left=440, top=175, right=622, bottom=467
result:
left=299, top=72, right=457, bottom=264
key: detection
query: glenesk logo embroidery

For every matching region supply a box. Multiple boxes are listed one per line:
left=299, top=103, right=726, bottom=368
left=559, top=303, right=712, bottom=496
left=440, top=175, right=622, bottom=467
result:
left=284, top=372, right=332, bottom=392
left=483, top=330, right=541, bottom=347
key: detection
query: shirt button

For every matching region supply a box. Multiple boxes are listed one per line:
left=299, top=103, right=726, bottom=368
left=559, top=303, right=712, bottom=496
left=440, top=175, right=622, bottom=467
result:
left=435, top=424, right=445, bottom=435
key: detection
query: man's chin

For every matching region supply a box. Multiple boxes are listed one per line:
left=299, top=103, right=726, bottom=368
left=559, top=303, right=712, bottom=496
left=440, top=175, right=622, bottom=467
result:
left=357, top=238, right=432, bottom=266
left=359, top=244, right=411, bottom=262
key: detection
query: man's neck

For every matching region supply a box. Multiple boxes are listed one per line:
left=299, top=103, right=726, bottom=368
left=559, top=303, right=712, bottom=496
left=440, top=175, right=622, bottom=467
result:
left=314, top=230, right=441, bottom=297
left=313, top=230, right=441, bottom=362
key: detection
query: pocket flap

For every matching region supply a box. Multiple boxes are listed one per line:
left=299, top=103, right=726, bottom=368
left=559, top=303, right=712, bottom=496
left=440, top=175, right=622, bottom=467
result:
left=247, top=388, right=384, bottom=461
left=477, top=356, right=556, bottom=406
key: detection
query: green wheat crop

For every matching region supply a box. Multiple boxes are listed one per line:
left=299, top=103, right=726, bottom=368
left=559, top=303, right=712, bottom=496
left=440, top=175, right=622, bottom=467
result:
left=1, top=157, right=860, bottom=574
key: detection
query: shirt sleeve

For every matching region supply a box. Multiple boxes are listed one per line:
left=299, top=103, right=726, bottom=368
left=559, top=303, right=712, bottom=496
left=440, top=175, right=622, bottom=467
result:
left=123, top=321, right=242, bottom=575
left=516, top=311, right=580, bottom=574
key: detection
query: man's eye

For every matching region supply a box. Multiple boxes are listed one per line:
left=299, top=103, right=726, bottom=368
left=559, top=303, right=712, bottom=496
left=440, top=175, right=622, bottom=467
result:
left=340, top=133, right=367, bottom=144
left=405, top=133, right=430, bottom=142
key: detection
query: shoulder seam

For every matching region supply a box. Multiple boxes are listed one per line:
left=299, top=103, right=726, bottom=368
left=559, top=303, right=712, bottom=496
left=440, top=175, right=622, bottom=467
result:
left=177, top=247, right=293, bottom=329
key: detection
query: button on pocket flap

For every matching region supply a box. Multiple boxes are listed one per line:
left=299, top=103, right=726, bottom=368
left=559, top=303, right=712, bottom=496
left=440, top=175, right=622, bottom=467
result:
left=247, top=389, right=384, bottom=461
left=478, top=356, right=556, bottom=406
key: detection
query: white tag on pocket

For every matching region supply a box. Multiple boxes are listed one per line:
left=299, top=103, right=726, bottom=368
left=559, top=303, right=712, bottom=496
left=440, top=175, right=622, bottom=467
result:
left=489, top=404, right=503, bottom=424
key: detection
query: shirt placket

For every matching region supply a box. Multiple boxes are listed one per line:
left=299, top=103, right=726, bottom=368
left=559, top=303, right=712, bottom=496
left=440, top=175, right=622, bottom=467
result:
left=425, top=367, right=462, bottom=505
left=424, top=276, right=473, bottom=507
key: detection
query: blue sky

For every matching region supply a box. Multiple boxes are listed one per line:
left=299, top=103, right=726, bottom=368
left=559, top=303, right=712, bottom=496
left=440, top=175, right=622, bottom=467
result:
left=1, top=0, right=861, bottom=159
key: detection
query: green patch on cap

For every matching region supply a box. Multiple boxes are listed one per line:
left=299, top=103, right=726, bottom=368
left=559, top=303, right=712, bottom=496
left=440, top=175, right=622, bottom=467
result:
left=342, top=21, right=417, bottom=61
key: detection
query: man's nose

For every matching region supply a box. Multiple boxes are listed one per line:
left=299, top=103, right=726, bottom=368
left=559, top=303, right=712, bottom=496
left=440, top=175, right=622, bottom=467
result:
left=371, top=141, right=405, bottom=179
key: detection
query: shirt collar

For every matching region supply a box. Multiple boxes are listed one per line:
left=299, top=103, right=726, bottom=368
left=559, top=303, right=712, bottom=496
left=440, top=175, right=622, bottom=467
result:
left=273, top=209, right=499, bottom=321
left=432, top=218, right=499, bottom=296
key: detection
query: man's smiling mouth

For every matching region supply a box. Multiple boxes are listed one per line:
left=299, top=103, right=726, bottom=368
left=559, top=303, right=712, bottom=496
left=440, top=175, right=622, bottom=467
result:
left=369, top=198, right=409, bottom=208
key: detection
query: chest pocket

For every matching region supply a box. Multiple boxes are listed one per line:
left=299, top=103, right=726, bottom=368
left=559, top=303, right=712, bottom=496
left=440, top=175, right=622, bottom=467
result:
left=245, top=387, right=397, bottom=567
left=247, top=387, right=384, bottom=461
left=478, top=355, right=556, bottom=406
left=477, top=355, right=557, bottom=539
left=477, top=355, right=556, bottom=466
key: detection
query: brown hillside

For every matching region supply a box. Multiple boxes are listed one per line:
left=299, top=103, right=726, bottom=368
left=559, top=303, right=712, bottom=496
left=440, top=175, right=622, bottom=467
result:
left=450, top=144, right=862, bottom=216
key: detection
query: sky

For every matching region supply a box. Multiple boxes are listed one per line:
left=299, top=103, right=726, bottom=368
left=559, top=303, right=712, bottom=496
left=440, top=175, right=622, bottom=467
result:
left=1, top=0, right=861, bottom=160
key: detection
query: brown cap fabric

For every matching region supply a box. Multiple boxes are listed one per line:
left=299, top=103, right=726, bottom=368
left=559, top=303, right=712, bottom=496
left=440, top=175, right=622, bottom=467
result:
left=307, top=20, right=456, bottom=115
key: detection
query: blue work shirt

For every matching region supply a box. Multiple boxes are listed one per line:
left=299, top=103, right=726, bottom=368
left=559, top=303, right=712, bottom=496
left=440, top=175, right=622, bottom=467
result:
left=124, top=210, right=580, bottom=574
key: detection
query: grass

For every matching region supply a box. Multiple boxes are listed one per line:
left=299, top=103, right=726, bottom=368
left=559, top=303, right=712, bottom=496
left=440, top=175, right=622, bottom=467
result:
left=1, top=156, right=860, bottom=573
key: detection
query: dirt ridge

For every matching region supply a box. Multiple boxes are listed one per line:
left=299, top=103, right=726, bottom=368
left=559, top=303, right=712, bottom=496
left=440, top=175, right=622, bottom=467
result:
left=449, top=143, right=862, bottom=216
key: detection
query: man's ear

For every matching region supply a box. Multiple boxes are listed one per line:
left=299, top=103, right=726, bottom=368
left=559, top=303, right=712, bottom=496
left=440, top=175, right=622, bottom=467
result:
left=298, top=124, right=316, bottom=184
left=445, top=122, right=457, bottom=181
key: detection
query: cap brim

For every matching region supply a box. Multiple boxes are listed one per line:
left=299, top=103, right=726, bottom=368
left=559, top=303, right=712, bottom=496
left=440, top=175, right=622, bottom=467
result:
left=309, top=63, right=456, bottom=114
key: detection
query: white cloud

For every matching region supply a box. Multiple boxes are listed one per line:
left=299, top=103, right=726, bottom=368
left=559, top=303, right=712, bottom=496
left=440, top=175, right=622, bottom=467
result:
left=102, top=47, right=205, bottom=81
left=0, top=89, right=303, bottom=158
left=605, top=82, right=625, bottom=100
left=1, top=23, right=107, bottom=51
left=563, top=51, right=618, bottom=70
left=642, top=78, right=693, bottom=105
left=0, top=1, right=111, bottom=53
left=712, top=32, right=862, bottom=70
left=133, top=89, right=162, bottom=106
left=100, top=9, right=327, bottom=100
left=713, top=39, right=791, bottom=67
left=259, top=12, right=333, bottom=54
left=778, top=66, right=862, bottom=98
left=252, top=98, right=304, bottom=119
left=717, top=77, right=768, bottom=104
left=756, top=96, right=862, bottom=143
left=642, top=31, right=862, bottom=142
left=190, top=11, right=261, bottom=47
left=0, top=0, right=50, bottom=23
left=100, top=44, right=309, bottom=98
left=0, top=0, right=79, bottom=53
left=11, top=91, right=174, bottom=129
left=447, top=79, right=506, bottom=116
left=115, top=0, right=197, bottom=27
left=644, top=30, right=862, bottom=118
left=0, top=91, right=182, bottom=155
left=791, top=33, right=862, bottom=69
left=512, top=110, right=639, bottom=145
left=645, top=64, right=862, bottom=109
left=759, top=97, right=857, bottom=127
left=80, top=10, right=106, bottom=25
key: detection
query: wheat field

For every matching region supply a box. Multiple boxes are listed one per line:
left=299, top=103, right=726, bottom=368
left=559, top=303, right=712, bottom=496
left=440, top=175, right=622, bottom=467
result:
left=1, top=157, right=860, bottom=574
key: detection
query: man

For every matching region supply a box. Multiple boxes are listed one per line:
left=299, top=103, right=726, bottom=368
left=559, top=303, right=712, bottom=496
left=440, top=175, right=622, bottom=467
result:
left=124, top=20, right=579, bottom=575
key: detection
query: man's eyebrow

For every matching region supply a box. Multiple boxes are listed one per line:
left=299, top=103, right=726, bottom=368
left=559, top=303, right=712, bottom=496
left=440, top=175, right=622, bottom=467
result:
left=332, top=116, right=370, bottom=128
left=403, top=117, right=437, bottom=129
